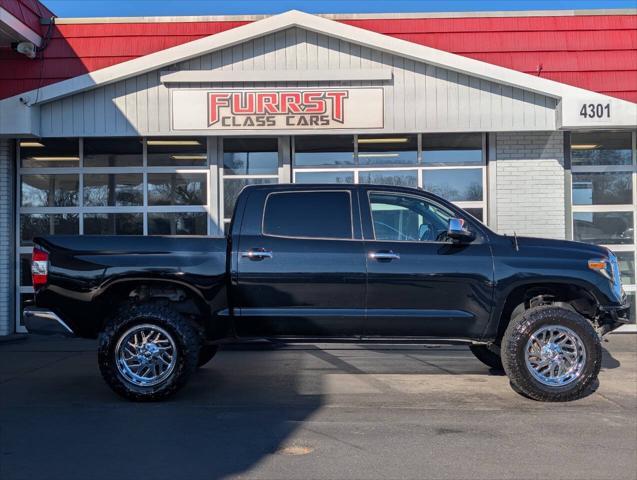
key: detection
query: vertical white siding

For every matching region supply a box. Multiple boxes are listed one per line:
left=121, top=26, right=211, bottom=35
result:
left=38, top=27, right=558, bottom=137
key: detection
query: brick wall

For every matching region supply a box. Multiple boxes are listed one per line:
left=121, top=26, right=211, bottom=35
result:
left=494, top=132, right=566, bottom=240
left=0, top=138, right=14, bottom=335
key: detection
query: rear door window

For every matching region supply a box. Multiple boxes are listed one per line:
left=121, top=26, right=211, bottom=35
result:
left=263, top=191, right=352, bottom=239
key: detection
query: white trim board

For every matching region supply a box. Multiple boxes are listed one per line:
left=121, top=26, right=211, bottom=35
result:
left=1, top=9, right=636, bottom=136
left=0, top=6, right=42, bottom=46
left=160, top=69, right=393, bottom=83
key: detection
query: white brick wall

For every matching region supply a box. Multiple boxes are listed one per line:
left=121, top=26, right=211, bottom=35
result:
left=0, top=139, right=14, bottom=335
left=494, top=132, right=566, bottom=239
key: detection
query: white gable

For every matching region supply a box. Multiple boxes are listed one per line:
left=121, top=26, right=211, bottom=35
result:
left=1, top=10, right=635, bottom=136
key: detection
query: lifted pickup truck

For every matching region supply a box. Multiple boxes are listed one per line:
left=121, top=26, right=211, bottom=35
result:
left=25, top=184, right=630, bottom=402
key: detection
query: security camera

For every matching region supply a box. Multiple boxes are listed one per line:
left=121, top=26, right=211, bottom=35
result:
left=14, top=42, right=37, bottom=59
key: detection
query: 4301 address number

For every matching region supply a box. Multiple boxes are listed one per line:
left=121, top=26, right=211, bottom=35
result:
left=579, top=103, right=610, bottom=119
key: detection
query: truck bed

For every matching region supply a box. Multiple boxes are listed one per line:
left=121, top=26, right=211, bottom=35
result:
left=32, top=235, right=229, bottom=338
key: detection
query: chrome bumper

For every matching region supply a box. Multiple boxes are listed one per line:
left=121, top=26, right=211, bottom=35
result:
left=23, top=308, right=74, bottom=336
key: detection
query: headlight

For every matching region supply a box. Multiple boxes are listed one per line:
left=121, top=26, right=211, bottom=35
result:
left=589, top=253, right=623, bottom=299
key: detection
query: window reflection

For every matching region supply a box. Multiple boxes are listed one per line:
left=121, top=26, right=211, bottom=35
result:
left=20, top=214, right=79, bottom=245
left=223, top=178, right=277, bottom=218
left=20, top=138, right=79, bottom=168
left=424, top=169, right=482, bottom=201
left=571, top=131, right=632, bottom=166
left=295, top=171, right=354, bottom=184
left=573, top=212, right=634, bottom=245
left=148, top=212, right=207, bottom=235
left=223, top=138, right=278, bottom=175
left=84, top=138, right=142, bottom=167
left=422, top=133, right=482, bottom=165
left=358, top=170, right=418, bottom=187
left=147, top=138, right=207, bottom=166
left=294, top=136, right=354, bottom=166
left=84, top=213, right=143, bottom=235
left=572, top=172, right=632, bottom=205
left=21, top=175, right=79, bottom=207
left=84, top=174, right=143, bottom=206
left=148, top=173, right=207, bottom=206
left=357, top=135, right=417, bottom=165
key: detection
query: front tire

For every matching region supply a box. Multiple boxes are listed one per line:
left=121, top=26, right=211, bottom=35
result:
left=98, top=303, right=201, bottom=401
left=501, top=305, right=601, bottom=402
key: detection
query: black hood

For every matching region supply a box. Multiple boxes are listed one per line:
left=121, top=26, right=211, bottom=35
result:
left=509, top=235, right=610, bottom=258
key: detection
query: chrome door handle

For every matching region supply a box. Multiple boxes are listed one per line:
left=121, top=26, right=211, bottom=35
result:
left=369, top=251, right=400, bottom=261
left=241, top=249, right=273, bottom=260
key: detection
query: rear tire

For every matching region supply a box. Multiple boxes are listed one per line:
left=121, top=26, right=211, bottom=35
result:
left=98, top=303, right=201, bottom=401
left=501, top=305, right=601, bottom=402
left=469, top=344, right=503, bottom=370
left=197, top=345, right=219, bottom=367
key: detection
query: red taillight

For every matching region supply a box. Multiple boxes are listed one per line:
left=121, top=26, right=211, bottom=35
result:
left=31, top=247, right=49, bottom=286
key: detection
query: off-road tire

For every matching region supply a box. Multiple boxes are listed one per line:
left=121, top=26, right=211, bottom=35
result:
left=469, top=344, right=503, bottom=370
left=501, top=305, right=601, bottom=402
left=98, top=303, right=201, bottom=401
left=197, top=345, right=219, bottom=367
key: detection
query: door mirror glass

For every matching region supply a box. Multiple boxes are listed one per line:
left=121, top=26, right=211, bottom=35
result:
left=447, top=218, right=474, bottom=242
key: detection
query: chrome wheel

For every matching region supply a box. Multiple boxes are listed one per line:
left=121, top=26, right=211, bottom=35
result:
left=525, top=325, right=587, bottom=387
left=115, top=324, right=177, bottom=387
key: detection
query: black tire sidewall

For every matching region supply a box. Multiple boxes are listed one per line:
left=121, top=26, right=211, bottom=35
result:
left=502, top=306, right=601, bottom=402
left=98, top=303, right=200, bottom=401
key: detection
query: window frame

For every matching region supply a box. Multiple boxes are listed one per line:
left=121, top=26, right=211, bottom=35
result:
left=261, top=190, right=355, bottom=241
left=364, top=189, right=484, bottom=244
left=568, top=130, right=637, bottom=320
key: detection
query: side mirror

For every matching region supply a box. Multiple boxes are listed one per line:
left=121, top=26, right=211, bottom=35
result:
left=447, top=218, right=474, bottom=242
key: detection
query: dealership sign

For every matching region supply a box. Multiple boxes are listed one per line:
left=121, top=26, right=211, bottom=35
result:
left=171, top=88, right=384, bottom=130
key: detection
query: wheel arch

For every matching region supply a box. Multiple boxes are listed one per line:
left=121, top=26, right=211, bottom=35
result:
left=93, top=278, right=211, bottom=334
left=493, top=281, right=601, bottom=343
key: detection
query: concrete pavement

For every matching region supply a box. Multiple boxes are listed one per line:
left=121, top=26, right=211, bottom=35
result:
left=0, top=334, right=635, bottom=480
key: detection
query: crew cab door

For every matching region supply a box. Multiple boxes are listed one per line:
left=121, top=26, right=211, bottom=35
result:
left=232, top=187, right=366, bottom=337
left=360, top=188, right=494, bottom=339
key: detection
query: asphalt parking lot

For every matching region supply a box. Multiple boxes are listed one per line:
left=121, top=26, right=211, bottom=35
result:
left=0, top=334, right=635, bottom=480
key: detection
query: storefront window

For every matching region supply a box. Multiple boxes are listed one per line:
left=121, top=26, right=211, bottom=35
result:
left=295, top=171, right=354, bottom=184
left=572, top=172, right=632, bottom=205
left=84, top=213, right=143, bottom=235
left=223, top=178, right=278, bottom=218
left=570, top=131, right=636, bottom=324
left=423, top=168, right=483, bottom=201
left=291, top=133, right=488, bottom=232
left=21, top=174, right=79, bottom=207
left=84, top=173, right=143, bottom=206
left=19, top=138, right=79, bottom=168
left=147, top=138, right=207, bottom=166
left=571, top=131, right=632, bottom=166
left=147, top=173, right=207, bottom=206
left=573, top=212, right=634, bottom=245
left=223, top=138, right=278, bottom=175
left=294, top=136, right=355, bottom=166
left=84, top=138, right=143, bottom=167
left=358, top=170, right=418, bottom=187
left=148, top=212, right=208, bottom=236
left=357, top=135, right=417, bottom=165
left=20, top=214, right=79, bottom=246
left=422, top=133, right=482, bottom=165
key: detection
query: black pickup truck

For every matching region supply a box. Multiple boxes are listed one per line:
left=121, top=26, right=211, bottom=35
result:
left=25, top=184, right=630, bottom=402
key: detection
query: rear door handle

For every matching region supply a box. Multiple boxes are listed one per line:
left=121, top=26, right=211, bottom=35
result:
left=369, top=250, right=400, bottom=261
left=241, top=248, right=273, bottom=261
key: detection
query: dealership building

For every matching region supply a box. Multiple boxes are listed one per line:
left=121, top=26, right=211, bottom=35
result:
left=0, top=1, right=636, bottom=335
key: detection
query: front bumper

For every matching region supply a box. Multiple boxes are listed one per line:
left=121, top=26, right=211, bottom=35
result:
left=597, top=298, right=632, bottom=335
left=23, top=308, right=75, bottom=336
